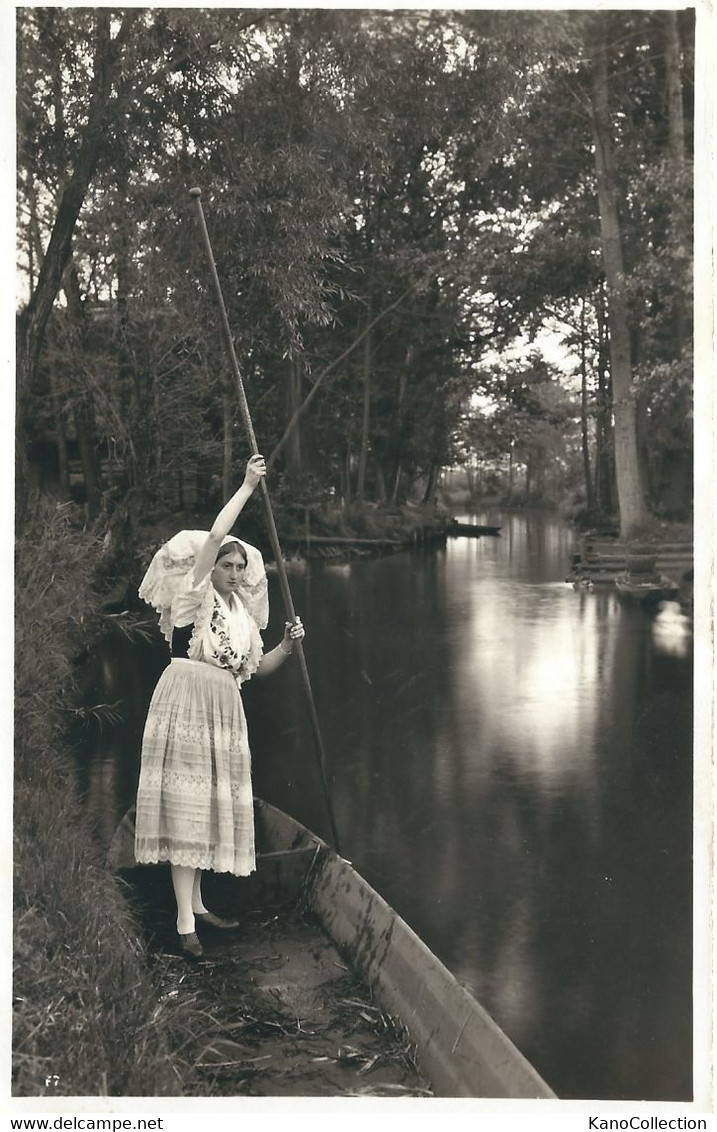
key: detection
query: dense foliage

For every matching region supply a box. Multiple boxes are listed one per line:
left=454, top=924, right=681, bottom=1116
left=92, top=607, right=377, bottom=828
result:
left=17, top=8, right=694, bottom=542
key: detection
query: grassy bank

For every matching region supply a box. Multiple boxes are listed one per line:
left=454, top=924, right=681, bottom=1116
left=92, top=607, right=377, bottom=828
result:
left=13, top=503, right=187, bottom=1097
left=13, top=761, right=185, bottom=1096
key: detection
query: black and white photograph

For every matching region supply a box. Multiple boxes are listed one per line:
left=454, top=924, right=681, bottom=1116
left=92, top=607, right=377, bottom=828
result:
left=8, top=1, right=713, bottom=1120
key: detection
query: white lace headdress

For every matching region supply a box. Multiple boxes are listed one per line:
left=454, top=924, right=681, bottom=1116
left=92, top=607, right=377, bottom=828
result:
left=139, top=529, right=269, bottom=643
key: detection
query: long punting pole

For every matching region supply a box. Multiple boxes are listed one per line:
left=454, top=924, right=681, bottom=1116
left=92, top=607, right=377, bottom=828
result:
left=189, top=187, right=341, bottom=855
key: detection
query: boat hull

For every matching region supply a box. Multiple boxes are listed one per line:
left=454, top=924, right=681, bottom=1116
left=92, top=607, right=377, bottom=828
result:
left=448, top=520, right=502, bottom=537
left=108, top=799, right=556, bottom=1099
left=304, top=838, right=554, bottom=1098
left=614, top=574, right=679, bottom=605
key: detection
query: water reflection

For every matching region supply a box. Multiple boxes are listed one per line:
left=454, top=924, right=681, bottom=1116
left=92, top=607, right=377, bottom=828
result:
left=651, top=601, right=693, bottom=658
left=77, top=510, right=693, bottom=1101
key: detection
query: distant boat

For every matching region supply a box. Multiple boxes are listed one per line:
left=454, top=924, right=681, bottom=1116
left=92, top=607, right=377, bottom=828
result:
left=614, top=573, right=679, bottom=606
left=109, top=800, right=555, bottom=1099
left=448, top=520, right=502, bottom=537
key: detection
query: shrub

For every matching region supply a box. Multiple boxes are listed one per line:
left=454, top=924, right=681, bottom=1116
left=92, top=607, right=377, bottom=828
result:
left=15, top=501, right=103, bottom=776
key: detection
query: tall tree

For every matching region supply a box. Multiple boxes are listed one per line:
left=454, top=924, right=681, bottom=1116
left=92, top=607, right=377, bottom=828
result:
left=588, top=18, right=649, bottom=535
left=16, top=7, right=273, bottom=525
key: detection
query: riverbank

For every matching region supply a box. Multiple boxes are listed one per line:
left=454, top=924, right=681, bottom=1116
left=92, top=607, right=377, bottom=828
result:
left=444, top=490, right=692, bottom=542
left=13, top=757, right=187, bottom=1096
left=13, top=503, right=190, bottom=1096
left=134, top=499, right=451, bottom=565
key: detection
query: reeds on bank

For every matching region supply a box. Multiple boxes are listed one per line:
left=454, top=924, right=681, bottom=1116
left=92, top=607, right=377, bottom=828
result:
left=13, top=502, right=184, bottom=1097
left=13, top=760, right=185, bottom=1096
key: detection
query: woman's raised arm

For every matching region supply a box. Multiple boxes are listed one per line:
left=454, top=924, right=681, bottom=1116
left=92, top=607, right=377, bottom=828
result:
left=193, top=455, right=266, bottom=582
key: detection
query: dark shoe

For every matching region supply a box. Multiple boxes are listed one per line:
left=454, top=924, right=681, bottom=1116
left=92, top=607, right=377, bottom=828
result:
left=178, top=931, right=203, bottom=959
left=195, top=911, right=240, bottom=931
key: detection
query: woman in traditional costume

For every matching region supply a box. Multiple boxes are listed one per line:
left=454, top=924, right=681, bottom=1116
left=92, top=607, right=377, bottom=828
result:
left=134, top=454, right=304, bottom=958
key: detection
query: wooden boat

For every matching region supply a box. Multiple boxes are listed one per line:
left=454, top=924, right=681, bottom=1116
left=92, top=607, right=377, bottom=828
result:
left=447, top=520, right=502, bottom=537
left=614, top=573, right=679, bottom=606
left=108, top=799, right=555, bottom=1099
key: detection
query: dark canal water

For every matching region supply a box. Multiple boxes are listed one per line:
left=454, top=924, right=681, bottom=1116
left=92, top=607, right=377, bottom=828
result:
left=77, top=510, right=694, bottom=1102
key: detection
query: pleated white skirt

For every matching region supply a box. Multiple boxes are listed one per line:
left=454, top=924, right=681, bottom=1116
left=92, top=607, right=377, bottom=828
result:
left=134, top=658, right=255, bottom=875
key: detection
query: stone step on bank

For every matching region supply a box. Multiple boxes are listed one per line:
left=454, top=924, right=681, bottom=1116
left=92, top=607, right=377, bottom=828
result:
left=568, top=536, right=694, bottom=584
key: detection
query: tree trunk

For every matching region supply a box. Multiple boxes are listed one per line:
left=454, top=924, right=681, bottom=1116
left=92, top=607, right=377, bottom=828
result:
left=579, top=299, right=595, bottom=510
left=630, top=324, right=653, bottom=505
left=285, top=356, right=302, bottom=479
left=589, top=25, right=649, bottom=537
left=635, top=389, right=653, bottom=504
left=63, top=263, right=104, bottom=516
left=664, top=11, right=686, bottom=167
left=46, top=363, right=71, bottom=498
left=391, top=462, right=403, bottom=505
left=340, top=447, right=351, bottom=505
left=594, top=285, right=615, bottom=514
left=356, top=299, right=373, bottom=502
left=390, top=347, right=411, bottom=504
left=663, top=10, right=688, bottom=354
left=422, top=459, right=439, bottom=505
left=74, top=395, right=104, bottom=517
left=26, top=173, right=43, bottom=293
left=342, top=441, right=351, bottom=504
left=375, top=461, right=388, bottom=503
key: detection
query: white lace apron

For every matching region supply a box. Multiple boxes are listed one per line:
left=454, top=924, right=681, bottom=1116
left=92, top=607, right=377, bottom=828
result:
left=134, top=567, right=263, bottom=875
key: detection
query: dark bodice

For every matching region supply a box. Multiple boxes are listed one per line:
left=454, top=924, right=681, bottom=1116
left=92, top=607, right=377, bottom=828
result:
left=171, top=624, right=193, bottom=658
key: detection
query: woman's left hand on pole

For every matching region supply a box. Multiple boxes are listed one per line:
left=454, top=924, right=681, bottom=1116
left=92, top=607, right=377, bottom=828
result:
left=281, top=617, right=305, bottom=653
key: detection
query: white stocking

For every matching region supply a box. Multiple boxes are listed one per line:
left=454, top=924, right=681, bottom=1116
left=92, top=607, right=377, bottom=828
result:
left=192, top=869, right=209, bottom=915
left=171, top=865, right=197, bottom=934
